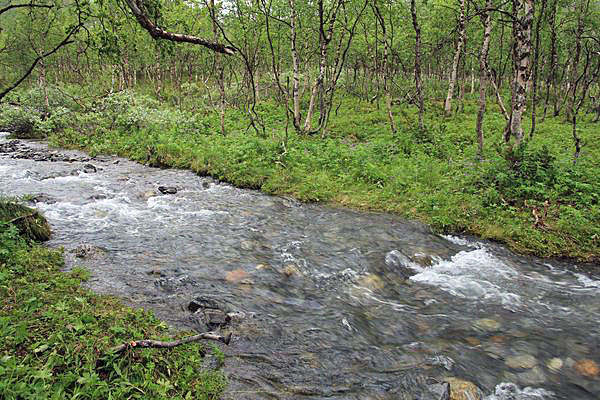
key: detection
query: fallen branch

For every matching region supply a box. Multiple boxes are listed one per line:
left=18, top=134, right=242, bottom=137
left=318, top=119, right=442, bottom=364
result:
left=108, top=332, right=232, bottom=354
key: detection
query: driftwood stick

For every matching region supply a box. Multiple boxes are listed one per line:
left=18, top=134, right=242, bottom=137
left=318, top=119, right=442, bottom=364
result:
left=108, top=332, right=232, bottom=354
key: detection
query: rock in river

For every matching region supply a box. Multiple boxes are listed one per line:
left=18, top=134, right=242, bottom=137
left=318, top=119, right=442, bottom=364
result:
left=158, top=186, right=177, bottom=194
left=83, top=163, right=97, bottom=173
left=385, top=249, right=415, bottom=278
left=505, top=354, right=537, bottom=370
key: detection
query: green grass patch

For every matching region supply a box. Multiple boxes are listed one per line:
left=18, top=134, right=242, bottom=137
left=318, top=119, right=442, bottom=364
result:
left=0, top=200, right=226, bottom=399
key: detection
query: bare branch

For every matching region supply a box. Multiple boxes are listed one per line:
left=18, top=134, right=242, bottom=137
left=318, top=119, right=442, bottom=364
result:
left=0, top=2, right=52, bottom=16
left=122, top=0, right=236, bottom=55
left=0, top=25, right=80, bottom=101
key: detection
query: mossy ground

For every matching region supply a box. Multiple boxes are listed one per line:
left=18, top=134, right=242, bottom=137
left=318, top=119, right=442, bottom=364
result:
left=0, top=200, right=227, bottom=399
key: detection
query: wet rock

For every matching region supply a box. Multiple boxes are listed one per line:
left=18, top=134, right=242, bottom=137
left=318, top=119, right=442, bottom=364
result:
left=83, top=163, right=97, bottom=173
left=89, top=193, right=108, bottom=200
left=473, top=318, right=501, bottom=332
left=282, top=264, right=300, bottom=277
left=158, top=186, right=177, bottom=194
left=505, top=354, right=537, bottom=369
left=187, top=296, right=234, bottom=330
left=201, top=181, right=210, bottom=189
left=385, top=249, right=415, bottom=278
left=412, top=253, right=435, bottom=267
left=73, top=244, right=105, bottom=258
left=444, top=378, right=482, bottom=400
left=546, top=357, right=563, bottom=372
left=423, top=382, right=450, bottom=400
left=112, top=160, right=119, bottom=164
left=28, top=193, right=56, bottom=204
left=426, top=355, right=455, bottom=371
left=574, top=359, right=600, bottom=378
left=0, top=140, right=20, bottom=153
left=203, top=308, right=228, bottom=327
left=226, top=311, right=246, bottom=321
left=188, top=296, right=220, bottom=313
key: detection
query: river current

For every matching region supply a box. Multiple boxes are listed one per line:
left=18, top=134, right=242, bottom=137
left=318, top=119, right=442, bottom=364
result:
left=1, top=135, right=599, bottom=399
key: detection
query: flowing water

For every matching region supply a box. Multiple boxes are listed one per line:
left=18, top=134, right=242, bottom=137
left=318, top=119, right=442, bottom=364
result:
left=1, top=135, right=599, bottom=399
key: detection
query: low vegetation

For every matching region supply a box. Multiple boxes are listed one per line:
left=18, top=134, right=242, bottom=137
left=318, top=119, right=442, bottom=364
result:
left=0, top=198, right=226, bottom=399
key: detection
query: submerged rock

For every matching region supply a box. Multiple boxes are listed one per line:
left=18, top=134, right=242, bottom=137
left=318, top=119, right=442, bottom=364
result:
left=444, top=377, right=483, bottom=400
left=574, top=359, right=600, bottom=378
left=546, top=357, right=563, bottom=372
left=505, top=354, right=537, bottom=370
left=473, top=318, right=501, bottom=332
left=423, top=382, right=450, bottom=400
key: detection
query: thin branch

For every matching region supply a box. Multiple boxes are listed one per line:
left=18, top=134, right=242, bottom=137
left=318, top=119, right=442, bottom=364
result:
left=108, top=332, right=232, bottom=354
left=0, top=3, right=52, bottom=16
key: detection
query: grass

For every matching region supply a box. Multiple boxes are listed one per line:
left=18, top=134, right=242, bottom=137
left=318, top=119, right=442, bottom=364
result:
left=0, top=199, right=227, bottom=399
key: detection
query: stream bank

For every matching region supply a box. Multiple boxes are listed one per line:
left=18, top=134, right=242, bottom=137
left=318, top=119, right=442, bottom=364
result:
left=2, top=136, right=600, bottom=399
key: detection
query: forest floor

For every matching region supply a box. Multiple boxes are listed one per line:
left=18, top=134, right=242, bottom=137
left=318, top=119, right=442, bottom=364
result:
left=0, top=199, right=227, bottom=399
left=2, top=87, right=599, bottom=261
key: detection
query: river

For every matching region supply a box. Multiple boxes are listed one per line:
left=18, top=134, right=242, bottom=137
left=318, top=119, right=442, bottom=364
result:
left=1, top=135, right=599, bottom=399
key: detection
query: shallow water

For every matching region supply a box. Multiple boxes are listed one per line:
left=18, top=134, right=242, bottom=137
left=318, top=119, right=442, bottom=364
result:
left=2, top=137, right=599, bottom=399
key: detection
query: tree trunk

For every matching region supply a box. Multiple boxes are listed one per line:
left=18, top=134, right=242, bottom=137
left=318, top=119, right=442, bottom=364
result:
left=565, top=0, right=590, bottom=121
left=541, top=0, right=557, bottom=121
left=290, top=0, right=301, bottom=130
left=476, top=0, right=493, bottom=159
left=411, top=0, right=424, bottom=129
left=529, top=0, right=546, bottom=137
left=508, top=0, right=534, bottom=147
left=373, top=0, right=397, bottom=134
left=210, top=0, right=225, bottom=135
left=444, top=0, right=466, bottom=116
